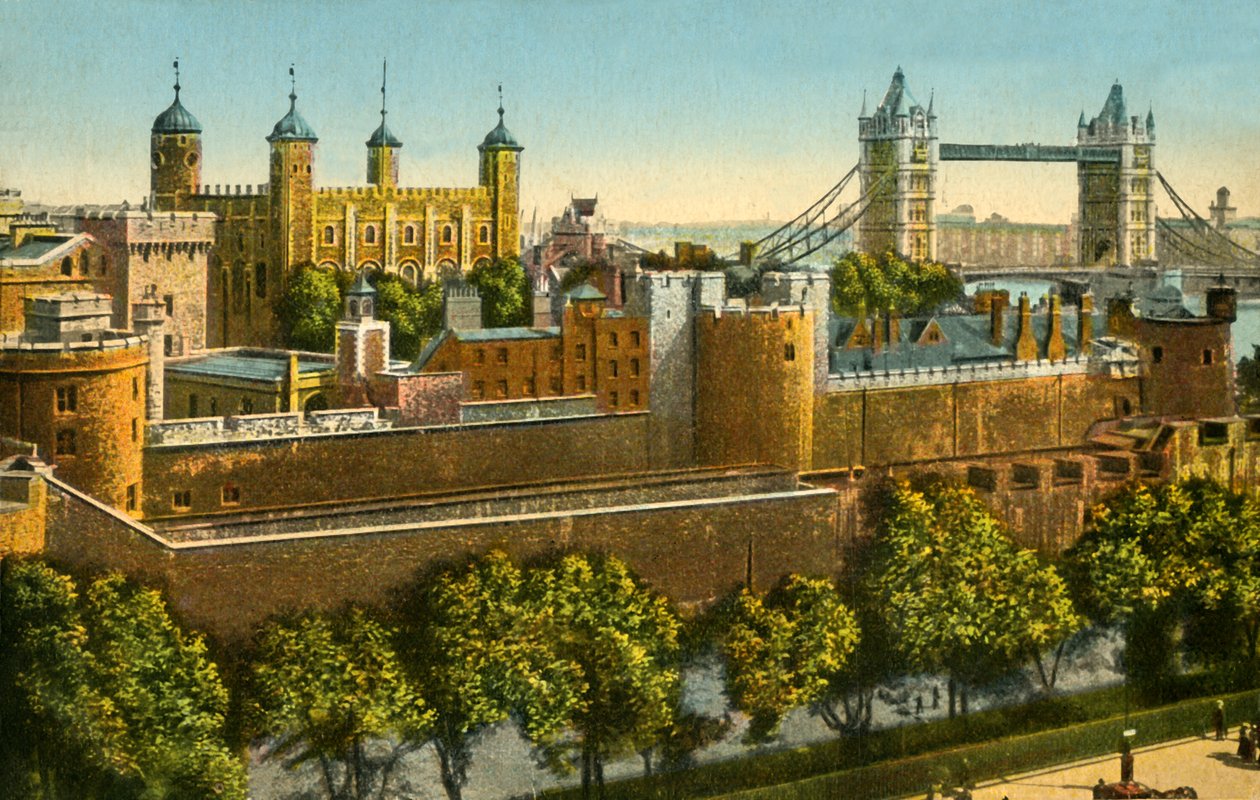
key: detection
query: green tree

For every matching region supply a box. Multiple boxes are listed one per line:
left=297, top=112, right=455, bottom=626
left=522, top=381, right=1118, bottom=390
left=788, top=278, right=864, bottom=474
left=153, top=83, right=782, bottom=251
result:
left=403, top=552, right=579, bottom=800
left=0, top=561, right=246, bottom=799
left=249, top=609, right=432, bottom=800
left=276, top=265, right=347, bottom=353
left=371, top=273, right=444, bottom=361
left=527, top=553, right=681, bottom=800
left=869, top=481, right=1080, bottom=715
left=830, top=250, right=961, bottom=318
left=467, top=256, right=530, bottom=328
left=721, top=576, right=859, bottom=742
left=1238, top=344, right=1260, bottom=413
left=557, top=259, right=603, bottom=294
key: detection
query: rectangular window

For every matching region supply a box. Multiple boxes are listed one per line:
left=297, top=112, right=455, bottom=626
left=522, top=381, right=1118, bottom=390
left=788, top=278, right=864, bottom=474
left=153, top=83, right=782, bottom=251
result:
left=1203, top=349, right=1214, bottom=365
left=610, top=391, right=619, bottom=408
left=131, top=418, right=138, bottom=442
left=221, top=484, right=241, bottom=505
left=172, top=490, right=191, bottom=511
left=126, top=484, right=137, bottom=512
left=55, top=429, right=76, bottom=455
left=609, top=332, right=619, bottom=348
left=610, top=360, right=619, bottom=377
left=496, top=347, right=508, bottom=365
left=164, top=294, right=175, bottom=316
left=132, top=376, right=140, bottom=400
left=189, top=394, right=199, bottom=417
left=164, top=334, right=174, bottom=357
left=55, top=386, right=77, bottom=413
left=524, top=376, right=536, bottom=396
left=471, top=381, right=485, bottom=400
left=630, top=358, right=640, bottom=377
left=785, top=343, right=796, bottom=361
left=551, top=345, right=562, bottom=361
left=576, top=374, right=587, bottom=391
left=496, top=380, right=508, bottom=399
left=241, top=398, right=254, bottom=414
left=630, top=389, right=640, bottom=406
left=474, top=349, right=486, bottom=365
left=1152, top=346, right=1163, bottom=363
left=630, top=330, right=641, bottom=348
left=575, top=343, right=587, bottom=361
left=550, top=375, right=562, bottom=393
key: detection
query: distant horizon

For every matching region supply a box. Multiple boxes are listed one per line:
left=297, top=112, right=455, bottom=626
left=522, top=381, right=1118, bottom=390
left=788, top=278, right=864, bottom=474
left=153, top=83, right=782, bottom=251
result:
left=3, top=1, right=1258, bottom=225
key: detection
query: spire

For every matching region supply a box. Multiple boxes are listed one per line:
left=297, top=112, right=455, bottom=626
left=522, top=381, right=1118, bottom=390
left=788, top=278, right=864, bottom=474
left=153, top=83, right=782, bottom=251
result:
left=1146, top=105, right=1155, bottom=136
left=480, top=82, right=521, bottom=150
left=1078, top=109, right=1086, bottom=128
left=366, top=58, right=401, bottom=148
left=173, top=57, right=181, bottom=101
left=859, top=89, right=867, bottom=117
left=381, top=58, right=387, bottom=124
left=497, top=82, right=505, bottom=124
left=927, top=88, right=934, bottom=117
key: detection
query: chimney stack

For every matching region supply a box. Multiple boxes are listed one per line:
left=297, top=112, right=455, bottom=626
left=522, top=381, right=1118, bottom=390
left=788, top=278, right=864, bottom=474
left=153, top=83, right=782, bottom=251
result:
left=1078, top=293, right=1094, bottom=355
left=1015, top=292, right=1037, bottom=361
left=990, top=293, right=1008, bottom=347
left=1045, top=294, right=1066, bottom=363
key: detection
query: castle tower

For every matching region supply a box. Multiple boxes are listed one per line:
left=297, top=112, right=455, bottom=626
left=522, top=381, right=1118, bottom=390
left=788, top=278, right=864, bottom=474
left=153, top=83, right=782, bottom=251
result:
left=366, top=60, right=401, bottom=189
left=857, top=68, right=938, bottom=261
left=130, top=288, right=167, bottom=423
left=1077, top=82, right=1156, bottom=266
left=477, top=86, right=524, bottom=260
left=336, top=273, right=390, bottom=405
left=1210, top=186, right=1236, bottom=230
left=150, top=59, right=202, bottom=212
left=267, top=66, right=318, bottom=276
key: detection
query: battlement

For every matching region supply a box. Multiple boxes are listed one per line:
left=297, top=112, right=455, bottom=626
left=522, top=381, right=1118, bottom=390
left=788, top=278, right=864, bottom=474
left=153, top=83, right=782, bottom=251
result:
left=146, top=408, right=389, bottom=446
left=826, top=355, right=1092, bottom=392
left=0, top=331, right=148, bottom=353
left=194, top=184, right=269, bottom=198
left=698, top=302, right=810, bottom=322
left=315, top=185, right=489, bottom=201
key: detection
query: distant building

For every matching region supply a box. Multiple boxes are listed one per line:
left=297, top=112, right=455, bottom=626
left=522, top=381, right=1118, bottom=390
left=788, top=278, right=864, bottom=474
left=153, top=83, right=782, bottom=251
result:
left=936, top=205, right=1074, bottom=267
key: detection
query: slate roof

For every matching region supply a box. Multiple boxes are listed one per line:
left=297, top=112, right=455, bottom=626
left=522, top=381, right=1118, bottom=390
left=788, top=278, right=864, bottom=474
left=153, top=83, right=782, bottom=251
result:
left=167, top=352, right=333, bottom=382
left=366, top=121, right=402, bottom=148
left=480, top=109, right=522, bottom=150
left=411, top=326, right=562, bottom=372
left=268, top=93, right=318, bottom=143
left=566, top=284, right=606, bottom=301
left=152, top=91, right=202, bottom=134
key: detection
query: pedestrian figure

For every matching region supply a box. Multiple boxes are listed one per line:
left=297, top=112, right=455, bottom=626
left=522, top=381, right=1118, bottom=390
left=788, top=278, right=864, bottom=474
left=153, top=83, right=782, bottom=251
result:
left=1093, top=778, right=1107, bottom=799
left=932, top=684, right=941, bottom=710
left=915, top=694, right=924, bottom=716
left=1213, top=700, right=1225, bottom=740
left=1120, top=738, right=1134, bottom=783
left=1251, top=724, right=1259, bottom=763
left=1239, top=723, right=1252, bottom=760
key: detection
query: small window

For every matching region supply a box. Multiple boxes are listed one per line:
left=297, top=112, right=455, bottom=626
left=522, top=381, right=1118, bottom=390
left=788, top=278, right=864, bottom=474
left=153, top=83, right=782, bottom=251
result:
left=172, top=490, right=191, bottom=511
left=221, top=483, right=241, bottom=505
left=550, top=375, right=562, bottom=393
left=55, top=386, right=78, bottom=413
left=471, top=381, right=485, bottom=400
left=323, top=225, right=335, bottom=244
left=126, top=484, right=137, bottom=512
left=474, top=349, right=486, bottom=365
left=61, top=257, right=73, bottom=276
left=1152, top=346, right=1163, bottom=363
left=164, top=294, right=175, bottom=316
left=785, top=343, right=796, bottom=361
left=610, top=391, right=619, bottom=408
left=630, top=358, right=640, bottom=377
left=55, top=429, right=77, bottom=455
left=100, top=255, right=110, bottom=276
left=479, top=225, right=489, bottom=244
left=609, top=332, right=619, bottom=347
left=256, top=264, right=267, bottom=297
left=576, top=374, right=587, bottom=391
left=189, top=394, right=199, bottom=417
left=523, top=376, right=536, bottom=395
left=630, top=389, right=640, bottom=406
left=1203, top=349, right=1214, bottom=365
left=496, top=347, right=508, bottom=365
left=132, top=377, right=140, bottom=400
left=242, top=398, right=254, bottom=414
left=442, top=225, right=454, bottom=244
left=495, top=380, right=508, bottom=399
left=404, top=225, right=415, bottom=244
left=610, top=360, right=619, bottom=377
left=164, top=334, right=173, bottom=356
left=630, top=330, right=641, bottom=347
left=551, top=345, right=562, bottom=361
left=364, top=225, right=377, bottom=244
left=575, top=343, right=587, bottom=361
left=131, top=418, right=138, bottom=442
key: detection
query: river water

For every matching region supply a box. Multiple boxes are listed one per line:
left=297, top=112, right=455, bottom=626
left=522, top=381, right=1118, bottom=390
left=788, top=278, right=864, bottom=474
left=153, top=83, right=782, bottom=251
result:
left=964, top=277, right=1260, bottom=363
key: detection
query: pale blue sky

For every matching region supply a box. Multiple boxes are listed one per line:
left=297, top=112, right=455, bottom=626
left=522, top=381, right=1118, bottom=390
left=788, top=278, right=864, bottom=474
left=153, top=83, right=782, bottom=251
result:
left=2, top=0, right=1258, bottom=224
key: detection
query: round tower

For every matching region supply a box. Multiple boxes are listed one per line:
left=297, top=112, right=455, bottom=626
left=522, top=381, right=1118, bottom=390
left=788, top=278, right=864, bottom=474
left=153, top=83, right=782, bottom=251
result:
left=366, top=60, right=401, bottom=188
left=477, top=86, right=524, bottom=260
left=267, top=66, right=318, bottom=275
left=150, top=59, right=202, bottom=212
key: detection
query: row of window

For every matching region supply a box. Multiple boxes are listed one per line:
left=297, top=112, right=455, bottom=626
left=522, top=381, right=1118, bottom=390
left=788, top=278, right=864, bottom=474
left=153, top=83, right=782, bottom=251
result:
left=1151, top=346, right=1216, bottom=366
left=171, top=483, right=240, bottom=511
left=468, top=377, right=642, bottom=407
left=54, top=379, right=143, bottom=415
left=53, top=418, right=140, bottom=455
left=322, top=223, right=490, bottom=247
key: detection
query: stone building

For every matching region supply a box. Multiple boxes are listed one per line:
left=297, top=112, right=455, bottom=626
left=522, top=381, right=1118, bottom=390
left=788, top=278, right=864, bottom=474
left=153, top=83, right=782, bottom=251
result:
left=0, top=220, right=97, bottom=333
left=150, top=65, right=523, bottom=348
left=936, top=206, right=1074, bottom=267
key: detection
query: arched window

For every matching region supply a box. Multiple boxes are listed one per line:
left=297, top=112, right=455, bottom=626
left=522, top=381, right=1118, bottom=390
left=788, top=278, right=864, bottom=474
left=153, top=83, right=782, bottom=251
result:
left=442, top=225, right=453, bottom=244
left=349, top=299, right=359, bottom=317
left=404, top=225, right=415, bottom=244
left=60, top=257, right=72, bottom=276
left=79, top=253, right=88, bottom=275
left=401, top=264, right=416, bottom=285
left=365, top=225, right=376, bottom=244
left=362, top=299, right=373, bottom=316
left=479, top=224, right=489, bottom=244
left=323, top=225, right=335, bottom=244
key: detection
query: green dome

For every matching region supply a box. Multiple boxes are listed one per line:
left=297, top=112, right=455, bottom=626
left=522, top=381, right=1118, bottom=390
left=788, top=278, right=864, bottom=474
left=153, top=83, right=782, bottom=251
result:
left=480, top=108, right=522, bottom=151
left=267, top=92, right=318, bottom=143
left=152, top=89, right=202, bottom=134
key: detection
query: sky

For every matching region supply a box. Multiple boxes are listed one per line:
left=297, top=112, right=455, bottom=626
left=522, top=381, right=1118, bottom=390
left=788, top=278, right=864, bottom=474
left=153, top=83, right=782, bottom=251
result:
left=2, top=0, right=1259, bottom=226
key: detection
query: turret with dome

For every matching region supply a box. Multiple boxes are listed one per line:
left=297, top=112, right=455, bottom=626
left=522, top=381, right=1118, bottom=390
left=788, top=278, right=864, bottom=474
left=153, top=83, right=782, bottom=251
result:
left=150, top=59, right=203, bottom=210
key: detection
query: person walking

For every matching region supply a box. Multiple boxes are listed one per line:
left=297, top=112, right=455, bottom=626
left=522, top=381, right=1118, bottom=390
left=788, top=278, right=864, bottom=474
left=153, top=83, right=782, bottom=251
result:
left=1120, top=738, right=1135, bottom=783
left=1238, top=723, right=1252, bottom=760
left=1213, top=700, right=1226, bottom=740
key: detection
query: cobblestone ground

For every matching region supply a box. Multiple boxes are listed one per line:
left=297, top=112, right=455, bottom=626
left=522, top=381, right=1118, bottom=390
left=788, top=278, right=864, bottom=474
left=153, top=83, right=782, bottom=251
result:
left=967, top=733, right=1260, bottom=800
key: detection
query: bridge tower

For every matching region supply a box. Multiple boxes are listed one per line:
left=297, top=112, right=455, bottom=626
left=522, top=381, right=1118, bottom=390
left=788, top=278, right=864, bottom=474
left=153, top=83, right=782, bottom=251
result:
left=1076, top=82, right=1156, bottom=267
left=857, top=67, right=938, bottom=261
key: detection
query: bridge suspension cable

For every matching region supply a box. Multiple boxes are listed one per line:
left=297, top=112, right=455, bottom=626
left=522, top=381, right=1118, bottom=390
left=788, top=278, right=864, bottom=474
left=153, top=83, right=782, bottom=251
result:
left=1155, top=171, right=1260, bottom=266
left=743, top=163, right=889, bottom=266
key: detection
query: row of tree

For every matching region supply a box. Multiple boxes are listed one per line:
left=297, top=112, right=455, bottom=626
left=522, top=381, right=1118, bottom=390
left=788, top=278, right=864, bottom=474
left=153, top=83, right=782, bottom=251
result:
left=274, top=257, right=531, bottom=360
left=5, top=477, right=1259, bottom=800
left=829, top=250, right=963, bottom=318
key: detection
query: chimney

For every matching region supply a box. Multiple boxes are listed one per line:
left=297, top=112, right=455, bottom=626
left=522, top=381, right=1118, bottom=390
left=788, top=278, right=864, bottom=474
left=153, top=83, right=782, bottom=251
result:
left=1045, top=294, right=1066, bottom=363
left=286, top=353, right=300, bottom=413
left=443, top=281, right=483, bottom=331
left=130, top=289, right=166, bottom=422
left=1015, top=292, right=1037, bottom=361
left=1206, top=278, right=1238, bottom=323
left=990, top=293, right=1008, bottom=346
left=887, top=308, right=901, bottom=348
left=1078, top=293, right=1094, bottom=355
left=532, top=292, right=553, bottom=328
